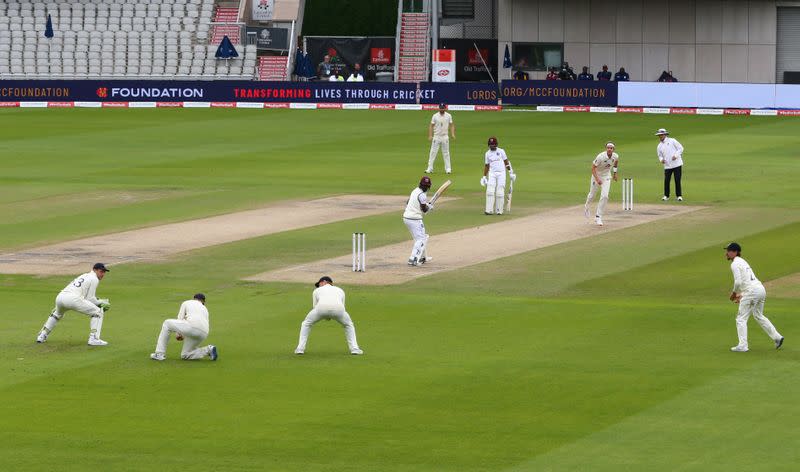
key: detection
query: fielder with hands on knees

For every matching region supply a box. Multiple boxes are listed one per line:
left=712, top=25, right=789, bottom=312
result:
left=725, top=243, right=784, bottom=352
left=426, top=102, right=456, bottom=174
left=150, top=293, right=218, bottom=361
left=584, top=142, right=619, bottom=226
left=655, top=128, right=684, bottom=201
left=294, top=276, right=363, bottom=355
left=481, top=136, right=515, bottom=215
left=36, top=262, right=112, bottom=346
left=403, top=176, right=434, bottom=266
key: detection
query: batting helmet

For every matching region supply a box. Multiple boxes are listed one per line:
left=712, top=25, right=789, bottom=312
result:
left=488, top=136, right=498, bottom=147
left=419, top=176, right=432, bottom=190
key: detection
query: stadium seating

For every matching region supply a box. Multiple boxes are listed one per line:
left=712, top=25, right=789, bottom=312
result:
left=397, top=12, right=429, bottom=83
left=0, top=0, right=257, bottom=80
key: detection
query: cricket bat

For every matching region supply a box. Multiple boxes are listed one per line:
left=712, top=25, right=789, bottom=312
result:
left=429, top=179, right=452, bottom=205
left=505, top=179, right=513, bottom=213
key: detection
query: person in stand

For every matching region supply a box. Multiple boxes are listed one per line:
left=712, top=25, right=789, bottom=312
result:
left=614, top=67, right=630, bottom=81
left=578, top=66, right=594, bottom=80
left=597, top=65, right=612, bottom=81
left=546, top=67, right=559, bottom=81
left=346, top=63, right=364, bottom=82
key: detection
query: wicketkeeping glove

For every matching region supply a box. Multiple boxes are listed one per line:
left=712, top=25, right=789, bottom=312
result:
left=480, top=176, right=487, bottom=187
left=97, top=299, right=111, bottom=312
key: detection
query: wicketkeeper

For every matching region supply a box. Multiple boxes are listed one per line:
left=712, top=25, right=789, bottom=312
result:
left=36, top=262, right=112, bottom=346
left=481, top=137, right=516, bottom=215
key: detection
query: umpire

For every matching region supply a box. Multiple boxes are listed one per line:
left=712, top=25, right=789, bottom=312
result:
left=655, top=128, right=685, bottom=201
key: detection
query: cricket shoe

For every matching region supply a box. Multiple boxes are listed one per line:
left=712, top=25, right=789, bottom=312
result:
left=730, top=345, right=749, bottom=352
left=424, top=169, right=432, bottom=174
left=36, top=331, right=48, bottom=344
left=677, top=196, right=683, bottom=201
left=408, top=258, right=418, bottom=266
left=484, top=211, right=493, bottom=215
left=776, top=336, right=784, bottom=350
left=662, top=196, right=669, bottom=201
left=209, top=345, right=218, bottom=361
left=150, top=352, right=166, bottom=361
left=350, top=349, right=364, bottom=355
left=595, top=216, right=603, bottom=226
left=294, top=349, right=304, bottom=355
left=87, top=336, right=108, bottom=346
left=419, top=256, right=431, bottom=264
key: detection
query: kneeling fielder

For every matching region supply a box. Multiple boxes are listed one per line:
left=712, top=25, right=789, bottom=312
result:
left=36, top=262, right=112, bottom=346
left=584, top=142, right=619, bottom=226
left=295, top=276, right=362, bottom=355
left=150, top=293, right=218, bottom=361
left=481, top=137, right=516, bottom=215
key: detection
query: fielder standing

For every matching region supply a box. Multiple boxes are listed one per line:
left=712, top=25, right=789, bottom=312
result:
left=426, top=102, right=455, bottom=174
left=294, top=276, right=363, bottom=355
left=656, top=128, right=684, bottom=201
left=36, top=262, right=112, bottom=346
left=481, top=137, right=516, bottom=215
left=150, top=293, right=218, bottom=361
left=725, top=243, right=784, bottom=352
left=584, top=142, right=619, bottom=226
left=403, top=176, right=434, bottom=266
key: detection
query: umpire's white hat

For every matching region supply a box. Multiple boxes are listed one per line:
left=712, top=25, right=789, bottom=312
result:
left=655, top=128, right=669, bottom=135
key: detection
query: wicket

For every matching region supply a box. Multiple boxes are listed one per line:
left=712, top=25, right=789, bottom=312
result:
left=352, top=232, right=366, bottom=272
left=622, top=178, right=634, bottom=211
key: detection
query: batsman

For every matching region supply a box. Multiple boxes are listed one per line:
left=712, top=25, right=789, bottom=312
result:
left=481, top=137, right=516, bottom=215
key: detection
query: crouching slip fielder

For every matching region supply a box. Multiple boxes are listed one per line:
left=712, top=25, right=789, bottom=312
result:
left=481, top=137, right=516, bottom=215
left=150, top=293, right=218, bottom=361
left=725, top=243, right=784, bottom=352
left=295, top=276, right=363, bottom=355
left=584, top=142, right=619, bottom=226
left=403, top=176, right=434, bottom=266
left=36, top=262, right=112, bottom=346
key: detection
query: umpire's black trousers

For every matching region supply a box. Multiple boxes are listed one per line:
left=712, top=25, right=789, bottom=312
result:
left=664, top=165, right=682, bottom=198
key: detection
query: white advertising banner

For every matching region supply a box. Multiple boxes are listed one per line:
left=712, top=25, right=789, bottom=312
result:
left=432, top=49, right=456, bottom=83
left=252, top=0, right=274, bottom=21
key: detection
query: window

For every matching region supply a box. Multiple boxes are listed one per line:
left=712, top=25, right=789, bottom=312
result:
left=512, top=43, right=563, bottom=71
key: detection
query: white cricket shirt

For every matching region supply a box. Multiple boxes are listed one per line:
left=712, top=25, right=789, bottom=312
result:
left=60, top=271, right=101, bottom=305
left=430, top=112, right=453, bottom=139
left=592, top=151, right=619, bottom=178
left=485, top=147, right=508, bottom=173
left=178, top=299, right=210, bottom=334
left=403, top=187, right=429, bottom=220
left=730, top=256, right=764, bottom=298
left=313, top=284, right=346, bottom=309
left=657, top=137, right=684, bottom=169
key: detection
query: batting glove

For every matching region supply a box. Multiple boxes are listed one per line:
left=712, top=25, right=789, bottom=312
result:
left=480, top=176, right=487, bottom=187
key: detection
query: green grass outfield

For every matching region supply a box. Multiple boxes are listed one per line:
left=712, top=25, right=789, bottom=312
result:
left=1, top=109, right=799, bottom=471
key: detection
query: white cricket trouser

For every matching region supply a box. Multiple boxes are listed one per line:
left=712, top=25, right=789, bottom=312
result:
left=485, top=171, right=507, bottom=214
left=735, top=286, right=781, bottom=349
left=585, top=175, right=612, bottom=217
left=427, top=136, right=451, bottom=173
left=296, top=304, right=360, bottom=352
left=42, top=292, right=105, bottom=338
left=404, top=217, right=428, bottom=261
left=155, top=319, right=211, bottom=360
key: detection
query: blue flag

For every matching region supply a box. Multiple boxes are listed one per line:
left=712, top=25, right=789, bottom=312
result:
left=215, top=35, right=239, bottom=59
left=503, top=44, right=512, bottom=69
left=44, top=13, right=54, bottom=39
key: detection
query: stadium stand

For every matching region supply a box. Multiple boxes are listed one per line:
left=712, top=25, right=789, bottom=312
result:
left=396, top=12, right=429, bottom=83
left=0, top=0, right=257, bottom=80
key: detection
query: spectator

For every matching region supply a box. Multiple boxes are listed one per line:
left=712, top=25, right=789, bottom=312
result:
left=657, top=70, right=670, bottom=82
left=317, top=54, right=333, bottom=79
left=614, top=67, right=630, bottom=81
left=667, top=70, right=678, bottom=82
left=558, top=62, right=576, bottom=80
left=546, top=67, right=559, bottom=81
left=597, top=65, right=612, bottom=81
left=328, top=67, right=345, bottom=82
left=512, top=69, right=529, bottom=80
left=578, top=66, right=594, bottom=81
left=346, top=63, right=364, bottom=82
